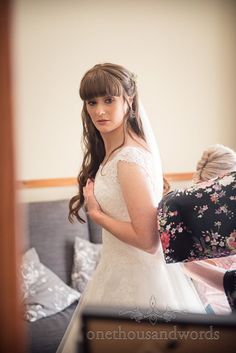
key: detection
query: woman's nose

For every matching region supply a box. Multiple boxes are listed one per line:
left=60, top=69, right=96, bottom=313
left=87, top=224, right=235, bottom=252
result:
left=96, top=105, right=106, bottom=116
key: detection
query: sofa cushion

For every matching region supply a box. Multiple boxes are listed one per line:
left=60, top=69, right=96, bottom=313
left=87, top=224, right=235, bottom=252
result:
left=26, top=200, right=90, bottom=284
left=71, top=237, right=102, bottom=293
left=21, top=248, right=80, bottom=322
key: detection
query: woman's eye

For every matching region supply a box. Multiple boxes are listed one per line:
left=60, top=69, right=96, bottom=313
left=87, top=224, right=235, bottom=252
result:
left=87, top=101, right=96, bottom=106
left=105, top=97, right=114, bottom=104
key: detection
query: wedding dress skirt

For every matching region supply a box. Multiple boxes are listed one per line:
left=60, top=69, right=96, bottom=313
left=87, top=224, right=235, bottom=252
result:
left=57, top=147, right=205, bottom=353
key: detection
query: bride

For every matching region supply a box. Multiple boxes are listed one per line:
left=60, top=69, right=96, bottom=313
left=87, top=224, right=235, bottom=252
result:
left=58, top=63, right=204, bottom=353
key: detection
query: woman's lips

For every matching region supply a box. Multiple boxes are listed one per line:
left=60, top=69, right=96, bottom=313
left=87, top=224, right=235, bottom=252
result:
left=97, top=120, right=109, bottom=124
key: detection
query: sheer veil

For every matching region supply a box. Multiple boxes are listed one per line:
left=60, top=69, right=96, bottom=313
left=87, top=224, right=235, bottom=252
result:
left=139, top=101, right=163, bottom=204
left=139, top=102, right=205, bottom=312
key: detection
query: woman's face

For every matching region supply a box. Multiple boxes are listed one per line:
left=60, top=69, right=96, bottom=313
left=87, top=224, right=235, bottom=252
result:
left=85, top=95, right=130, bottom=134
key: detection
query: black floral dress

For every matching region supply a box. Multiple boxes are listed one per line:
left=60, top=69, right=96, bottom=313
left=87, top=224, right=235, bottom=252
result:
left=158, top=171, right=236, bottom=264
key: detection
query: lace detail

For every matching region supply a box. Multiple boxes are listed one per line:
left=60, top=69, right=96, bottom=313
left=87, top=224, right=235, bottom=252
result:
left=99, top=146, right=154, bottom=183
left=95, top=146, right=157, bottom=221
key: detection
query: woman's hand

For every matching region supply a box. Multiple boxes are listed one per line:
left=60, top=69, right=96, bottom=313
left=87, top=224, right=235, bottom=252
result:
left=83, top=179, right=102, bottom=222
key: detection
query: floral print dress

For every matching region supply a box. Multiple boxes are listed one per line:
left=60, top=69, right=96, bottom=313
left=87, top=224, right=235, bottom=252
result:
left=158, top=171, right=236, bottom=263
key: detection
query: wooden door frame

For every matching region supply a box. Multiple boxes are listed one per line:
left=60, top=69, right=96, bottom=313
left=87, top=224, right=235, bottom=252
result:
left=0, top=1, right=25, bottom=351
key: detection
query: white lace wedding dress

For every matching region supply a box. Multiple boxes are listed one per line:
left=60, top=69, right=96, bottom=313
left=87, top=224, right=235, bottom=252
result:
left=57, top=146, right=205, bottom=353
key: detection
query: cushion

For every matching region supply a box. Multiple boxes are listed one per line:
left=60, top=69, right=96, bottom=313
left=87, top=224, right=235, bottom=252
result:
left=71, top=237, right=102, bottom=293
left=26, top=200, right=90, bottom=284
left=21, top=248, right=80, bottom=322
left=158, top=171, right=236, bottom=263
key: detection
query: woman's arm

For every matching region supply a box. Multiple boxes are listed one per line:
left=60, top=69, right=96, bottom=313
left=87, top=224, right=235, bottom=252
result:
left=84, top=161, right=159, bottom=254
left=90, top=210, right=158, bottom=253
left=182, top=261, right=225, bottom=291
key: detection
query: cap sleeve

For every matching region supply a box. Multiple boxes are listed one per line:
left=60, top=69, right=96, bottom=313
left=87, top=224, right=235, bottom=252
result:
left=115, top=146, right=154, bottom=184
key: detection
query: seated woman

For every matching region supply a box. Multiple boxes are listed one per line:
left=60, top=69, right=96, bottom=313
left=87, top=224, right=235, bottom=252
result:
left=159, top=144, right=236, bottom=312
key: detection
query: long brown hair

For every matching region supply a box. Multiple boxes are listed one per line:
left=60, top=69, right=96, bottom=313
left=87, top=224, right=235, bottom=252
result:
left=69, top=63, right=146, bottom=223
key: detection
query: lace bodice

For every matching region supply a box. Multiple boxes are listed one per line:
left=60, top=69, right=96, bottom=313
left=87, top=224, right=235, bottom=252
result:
left=94, top=146, right=158, bottom=219
left=94, top=146, right=165, bottom=265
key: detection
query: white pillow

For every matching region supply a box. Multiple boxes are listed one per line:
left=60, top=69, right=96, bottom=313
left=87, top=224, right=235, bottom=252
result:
left=71, top=237, right=102, bottom=293
left=21, top=248, right=80, bottom=322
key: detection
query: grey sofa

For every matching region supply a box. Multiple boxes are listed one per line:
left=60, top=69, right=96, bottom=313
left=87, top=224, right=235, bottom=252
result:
left=22, top=199, right=102, bottom=353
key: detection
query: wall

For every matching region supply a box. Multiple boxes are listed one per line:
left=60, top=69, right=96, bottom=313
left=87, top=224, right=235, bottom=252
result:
left=11, top=0, right=236, bottom=201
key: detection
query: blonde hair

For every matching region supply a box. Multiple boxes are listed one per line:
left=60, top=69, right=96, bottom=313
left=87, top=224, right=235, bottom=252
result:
left=193, top=144, right=236, bottom=183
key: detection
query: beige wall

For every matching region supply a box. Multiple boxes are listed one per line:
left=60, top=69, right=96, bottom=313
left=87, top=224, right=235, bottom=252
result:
left=12, top=0, right=236, bottom=201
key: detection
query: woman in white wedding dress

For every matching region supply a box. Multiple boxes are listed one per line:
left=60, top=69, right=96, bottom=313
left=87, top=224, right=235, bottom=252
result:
left=58, top=63, right=205, bottom=353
